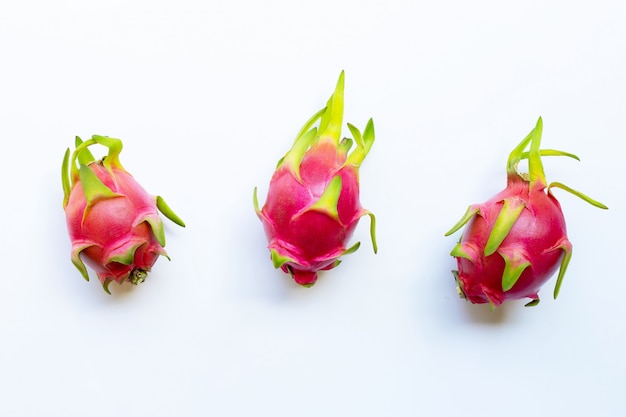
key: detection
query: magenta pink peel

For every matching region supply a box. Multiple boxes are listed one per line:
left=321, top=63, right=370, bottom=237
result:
left=62, top=135, right=185, bottom=293
left=445, top=118, right=607, bottom=308
left=254, top=71, right=377, bottom=287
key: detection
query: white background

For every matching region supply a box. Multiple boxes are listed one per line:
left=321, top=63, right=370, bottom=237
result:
left=1, top=1, right=624, bottom=416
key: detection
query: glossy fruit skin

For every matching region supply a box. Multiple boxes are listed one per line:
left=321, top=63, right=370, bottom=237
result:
left=452, top=181, right=569, bottom=306
left=254, top=72, right=377, bottom=287
left=446, top=118, right=607, bottom=308
left=62, top=135, right=185, bottom=293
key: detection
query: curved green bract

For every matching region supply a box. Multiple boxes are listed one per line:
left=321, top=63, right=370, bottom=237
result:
left=450, top=242, right=473, bottom=261
left=361, top=210, right=378, bottom=254
left=553, top=242, right=573, bottom=299
left=107, top=241, right=145, bottom=265
left=306, top=175, right=342, bottom=220
left=484, top=198, right=525, bottom=256
left=525, top=298, right=540, bottom=307
left=252, top=187, right=261, bottom=216
left=270, top=248, right=297, bottom=269
left=506, top=130, right=534, bottom=177
left=498, top=248, right=531, bottom=291
left=346, top=118, right=375, bottom=168
left=292, top=107, right=326, bottom=149
left=527, top=117, right=546, bottom=186
left=506, top=117, right=547, bottom=187
left=156, top=196, right=187, bottom=227
left=144, top=214, right=167, bottom=247
left=71, top=136, right=125, bottom=177
left=78, top=164, right=121, bottom=221
left=445, top=205, right=479, bottom=237
left=343, top=241, right=361, bottom=256
left=71, top=242, right=95, bottom=281
left=280, top=127, right=317, bottom=182
left=102, top=279, right=112, bottom=295
left=62, top=149, right=71, bottom=208
left=548, top=182, right=608, bottom=209
left=519, top=149, right=580, bottom=161
left=91, top=135, right=124, bottom=170
left=75, top=136, right=95, bottom=165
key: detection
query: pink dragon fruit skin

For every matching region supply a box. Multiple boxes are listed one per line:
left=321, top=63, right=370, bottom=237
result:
left=445, top=118, right=607, bottom=308
left=254, top=71, right=377, bottom=286
left=62, top=135, right=185, bottom=293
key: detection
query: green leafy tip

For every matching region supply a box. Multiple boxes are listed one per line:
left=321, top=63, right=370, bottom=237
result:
left=548, top=182, right=608, bottom=210
left=553, top=239, right=573, bottom=299
left=318, top=70, right=345, bottom=143
left=445, top=205, right=479, bottom=237
left=78, top=164, right=122, bottom=221
left=506, top=117, right=546, bottom=186
left=269, top=72, right=376, bottom=183
left=305, top=175, right=342, bottom=220
left=363, top=210, right=378, bottom=254
left=270, top=248, right=296, bottom=269
left=346, top=119, right=375, bottom=168
left=156, top=196, right=186, bottom=227
left=505, top=117, right=608, bottom=209
left=62, top=148, right=71, bottom=208
left=484, top=198, right=525, bottom=256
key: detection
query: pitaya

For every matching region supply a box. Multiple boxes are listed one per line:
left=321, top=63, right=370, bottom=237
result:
left=254, top=71, right=377, bottom=287
left=445, top=117, right=607, bottom=308
left=61, top=135, right=185, bottom=293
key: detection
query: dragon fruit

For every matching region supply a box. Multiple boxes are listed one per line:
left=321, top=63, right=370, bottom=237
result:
left=254, top=71, right=377, bottom=287
left=62, top=135, right=185, bottom=293
left=445, top=117, right=607, bottom=308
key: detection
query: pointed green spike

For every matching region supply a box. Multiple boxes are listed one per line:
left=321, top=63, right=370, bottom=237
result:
left=346, top=119, right=375, bottom=168
left=78, top=164, right=121, bottom=215
left=270, top=248, right=297, bottom=269
left=498, top=248, right=531, bottom=292
left=293, top=107, right=325, bottom=146
left=507, top=130, right=534, bottom=177
left=347, top=123, right=364, bottom=149
left=306, top=175, right=342, bottom=220
left=62, top=148, right=71, bottom=208
left=450, top=242, right=474, bottom=261
left=484, top=198, right=525, bottom=256
left=548, top=182, right=608, bottom=209
left=156, top=196, right=186, bottom=227
left=362, top=118, right=375, bottom=155
left=525, top=298, right=540, bottom=307
left=253, top=187, right=262, bottom=215
left=280, top=127, right=317, bottom=182
left=102, top=279, right=112, bottom=294
left=553, top=242, right=573, bottom=299
left=527, top=117, right=547, bottom=186
left=343, top=241, right=361, bottom=256
left=445, top=205, right=480, bottom=236
left=520, top=149, right=580, bottom=161
left=70, top=243, right=94, bottom=281
left=318, top=71, right=345, bottom=143
left=75, top=136, right=95, bottom=165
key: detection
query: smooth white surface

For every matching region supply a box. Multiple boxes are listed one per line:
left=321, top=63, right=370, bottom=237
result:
left=1, top=1, right=624, bottom=416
